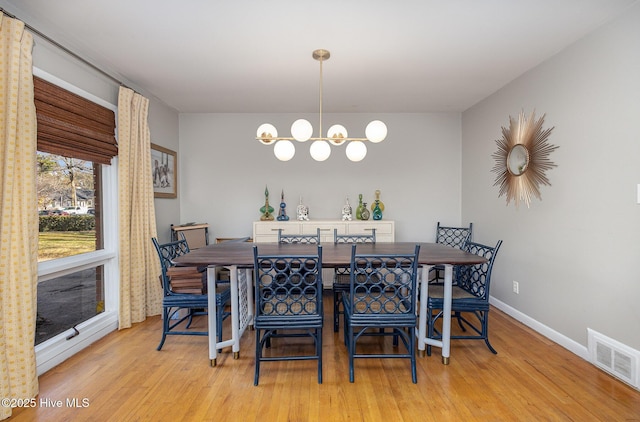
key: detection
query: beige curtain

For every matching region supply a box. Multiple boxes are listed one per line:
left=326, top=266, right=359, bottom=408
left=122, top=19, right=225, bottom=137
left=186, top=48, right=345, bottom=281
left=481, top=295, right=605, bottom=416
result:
left=0, top=13, right=38, bottom=421
left=118, top=87, right=161, bottom=329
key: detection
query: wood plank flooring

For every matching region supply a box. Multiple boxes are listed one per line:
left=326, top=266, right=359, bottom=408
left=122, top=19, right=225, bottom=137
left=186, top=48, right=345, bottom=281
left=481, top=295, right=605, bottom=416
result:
left=9, top=293, right=640, bottom=421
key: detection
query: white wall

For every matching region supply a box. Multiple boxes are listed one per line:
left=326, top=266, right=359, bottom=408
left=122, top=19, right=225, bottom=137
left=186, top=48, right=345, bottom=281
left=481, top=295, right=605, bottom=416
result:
left=178, top=112, right=463, bottom=242
left=462, top=4, right=640, bottom=351
left=148, top=104, right=180, bottom=243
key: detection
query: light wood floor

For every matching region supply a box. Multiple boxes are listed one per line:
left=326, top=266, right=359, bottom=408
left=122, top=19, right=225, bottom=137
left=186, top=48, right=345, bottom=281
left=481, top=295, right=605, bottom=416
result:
left=10, top=293, right=640, bottom=421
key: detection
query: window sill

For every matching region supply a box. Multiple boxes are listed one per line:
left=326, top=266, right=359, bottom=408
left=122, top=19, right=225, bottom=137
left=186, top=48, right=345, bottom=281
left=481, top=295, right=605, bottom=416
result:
left=35, top=310, right=118, bottom=375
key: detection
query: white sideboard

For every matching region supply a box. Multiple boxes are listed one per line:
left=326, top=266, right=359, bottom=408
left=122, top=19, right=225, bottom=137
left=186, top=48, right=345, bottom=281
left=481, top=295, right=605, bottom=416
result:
left=253, top=220, right=395, bottom=288
left=252, top=220, right=394, bottom=243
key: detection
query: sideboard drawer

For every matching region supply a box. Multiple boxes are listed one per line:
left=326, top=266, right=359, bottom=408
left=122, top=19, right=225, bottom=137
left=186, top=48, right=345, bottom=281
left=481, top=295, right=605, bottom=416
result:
left=302, top=222, right=346, bottom=242
left=253, top=221, right=301, bottom=242
left=346, top=221, right=394, bottom=242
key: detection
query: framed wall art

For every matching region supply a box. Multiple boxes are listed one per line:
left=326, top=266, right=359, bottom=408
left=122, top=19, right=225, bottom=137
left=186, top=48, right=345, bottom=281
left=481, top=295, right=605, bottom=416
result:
left=151, top=143, right=177, bottom=198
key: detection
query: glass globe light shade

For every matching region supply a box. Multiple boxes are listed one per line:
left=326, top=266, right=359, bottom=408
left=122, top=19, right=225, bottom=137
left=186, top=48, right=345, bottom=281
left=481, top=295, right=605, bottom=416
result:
left=365, top=120, right=387, bottom=143
left=310, top=140, right=331, bottom=161
left=291, top=119, right=313, bottom=142
left=346, top=141, right=367, bottom=162
left=256, top=123, right=278, bottom=145
left=273, top=140, right=295, bottom=161
left=327, top=124, right=348, bottom=146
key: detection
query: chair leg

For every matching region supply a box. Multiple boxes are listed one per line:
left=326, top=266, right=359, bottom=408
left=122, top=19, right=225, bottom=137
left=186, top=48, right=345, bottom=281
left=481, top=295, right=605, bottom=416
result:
left=485, top=337, right=498, bottom=354
left=185, top=309, right=194, bottom=329
left=481, top=311, right=497, bottom=354
left=348, top=324, right=355, bottom=383
left=455, top=311, right=466, bottom=331
left=343, top=312, right=348, bottom=346
left=426, top=308, right=436, bottom=356
left=254, top=328, right=262, bottom=386
left=157, top=307, right=170, bottom=351
left=317, top=327, right=323, bottom=384
left=333, top=290, right=341, bottom=332
left=410, top=333, right=417, bottom=384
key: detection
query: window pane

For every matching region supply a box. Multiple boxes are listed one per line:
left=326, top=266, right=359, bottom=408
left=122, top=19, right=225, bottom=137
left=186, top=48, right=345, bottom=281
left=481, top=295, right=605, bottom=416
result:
left=36, top=266, right=105, bottom=344
left=36, top=150, right=106, bottom=345
left=37, top=152, right=101, bottom=261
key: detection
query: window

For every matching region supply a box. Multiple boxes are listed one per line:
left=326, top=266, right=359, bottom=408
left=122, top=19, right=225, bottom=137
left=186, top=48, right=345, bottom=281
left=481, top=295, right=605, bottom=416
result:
left=36, top=152, right=103, bottom=343
left=34, top=69, right=119, bottom=374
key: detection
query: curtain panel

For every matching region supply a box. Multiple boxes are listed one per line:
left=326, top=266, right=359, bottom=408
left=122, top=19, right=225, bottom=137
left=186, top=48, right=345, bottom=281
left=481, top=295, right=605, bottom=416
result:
left=117, top=87, right=161, bottom=329
left=0, top=12, right=39, bottom=421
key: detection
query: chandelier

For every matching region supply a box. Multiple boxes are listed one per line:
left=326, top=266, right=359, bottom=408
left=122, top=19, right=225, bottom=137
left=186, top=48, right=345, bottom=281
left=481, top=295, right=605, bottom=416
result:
left=256, top=49, right=387, bottom=162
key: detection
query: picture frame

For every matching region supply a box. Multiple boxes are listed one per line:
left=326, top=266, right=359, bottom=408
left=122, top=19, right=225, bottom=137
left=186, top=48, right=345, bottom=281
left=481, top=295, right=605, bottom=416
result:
left=151, top=143, right=177, bottom=198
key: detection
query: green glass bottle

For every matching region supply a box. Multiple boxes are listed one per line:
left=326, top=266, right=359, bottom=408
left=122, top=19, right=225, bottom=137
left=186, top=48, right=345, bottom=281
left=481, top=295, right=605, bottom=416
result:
left=373, top=200, right=382, bottom=220
left=371, top=190, right=384, bottom=220
left=355, top=193, right=364, bottom=220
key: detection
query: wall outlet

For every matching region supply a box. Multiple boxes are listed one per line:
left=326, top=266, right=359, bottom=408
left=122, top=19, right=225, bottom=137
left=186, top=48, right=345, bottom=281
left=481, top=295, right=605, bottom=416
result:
left=512, top=281, right=519, bottom=294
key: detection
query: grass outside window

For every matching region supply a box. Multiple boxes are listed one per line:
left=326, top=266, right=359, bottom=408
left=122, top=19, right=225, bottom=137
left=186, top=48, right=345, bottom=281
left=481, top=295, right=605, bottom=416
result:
left=38, top=231, right=96, bottom=262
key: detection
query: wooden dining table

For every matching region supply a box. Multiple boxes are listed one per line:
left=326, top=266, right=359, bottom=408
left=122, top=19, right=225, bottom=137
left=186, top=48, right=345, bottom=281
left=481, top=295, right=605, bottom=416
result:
left=173, top=241, right=488, bottom=367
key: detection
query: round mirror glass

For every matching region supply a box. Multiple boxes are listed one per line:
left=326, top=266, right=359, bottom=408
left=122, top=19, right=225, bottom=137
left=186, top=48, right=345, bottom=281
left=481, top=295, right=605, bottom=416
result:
left=507, top=144, right=530, bottom=176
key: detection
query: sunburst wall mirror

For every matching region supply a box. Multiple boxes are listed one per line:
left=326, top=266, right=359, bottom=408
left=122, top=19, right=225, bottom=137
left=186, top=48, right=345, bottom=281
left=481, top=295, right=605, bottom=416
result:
left=491, top=110, right=558, bottom=208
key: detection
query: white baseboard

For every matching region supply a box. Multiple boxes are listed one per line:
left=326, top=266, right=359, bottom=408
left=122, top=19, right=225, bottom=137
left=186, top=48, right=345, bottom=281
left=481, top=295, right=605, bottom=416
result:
left=489, top=296, right=590, bottom=361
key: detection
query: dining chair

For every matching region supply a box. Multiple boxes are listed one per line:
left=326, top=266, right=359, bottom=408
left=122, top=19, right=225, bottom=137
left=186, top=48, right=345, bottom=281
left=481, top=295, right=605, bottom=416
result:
left=343, top=244, right=421, bottom=383
left=426, top=239, right=502, bottom=355
left=277, top=228, right=321, bottom=244
left=151, top=236, right=231, bottom=351
left=332, top=228, right=376, bottom=332
left=252, top=245, right=324, bottom=385
left=430, top=222, right=473, bottom=284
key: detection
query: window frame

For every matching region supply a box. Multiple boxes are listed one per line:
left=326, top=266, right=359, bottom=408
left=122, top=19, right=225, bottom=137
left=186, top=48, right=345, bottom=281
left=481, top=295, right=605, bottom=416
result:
left=33, top=68, right=120, bottom=375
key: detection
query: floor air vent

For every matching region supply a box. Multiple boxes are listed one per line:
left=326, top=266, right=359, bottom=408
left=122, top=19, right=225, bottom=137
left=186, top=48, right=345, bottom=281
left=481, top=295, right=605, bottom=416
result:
left=588, top=328, right=639, bottom=389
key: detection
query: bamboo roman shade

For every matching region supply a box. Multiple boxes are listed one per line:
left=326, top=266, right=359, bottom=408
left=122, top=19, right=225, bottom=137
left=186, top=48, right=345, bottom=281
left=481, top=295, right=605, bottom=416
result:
left=34, top=76, right=117, bottom=164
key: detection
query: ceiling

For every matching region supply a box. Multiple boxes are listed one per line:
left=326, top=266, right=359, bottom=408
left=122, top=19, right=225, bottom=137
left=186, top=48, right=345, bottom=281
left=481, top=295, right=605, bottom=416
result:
left=2, top=0, right=637, bottom=113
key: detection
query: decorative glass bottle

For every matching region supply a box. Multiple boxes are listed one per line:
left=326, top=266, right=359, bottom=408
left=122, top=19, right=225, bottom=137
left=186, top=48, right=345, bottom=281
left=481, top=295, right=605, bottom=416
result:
left=260, top=186, right=274, bottom=221
left=277, top=190, right=289, bottom=221
left=355, top=194, right=364, bottom=220
left=371, top=189, right=384, bottom=220
left=372, top=200, right=382, bottom=220
left=360, top=202, right=370, bottom=220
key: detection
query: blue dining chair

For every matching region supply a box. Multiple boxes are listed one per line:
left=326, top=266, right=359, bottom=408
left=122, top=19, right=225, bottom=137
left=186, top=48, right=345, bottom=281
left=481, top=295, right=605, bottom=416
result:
left=277, top=228, right=321, bottom=244
left=426, top=239, right=502, bottom=355
left=332, top=228, right=376, bottom=332
left=430, top=222, right=473, bottom=284
left=152, top=236, right=231, bottom=351
left=252, top=245, right=324, bottom=385
left=343, top=244, right=421, bottom=383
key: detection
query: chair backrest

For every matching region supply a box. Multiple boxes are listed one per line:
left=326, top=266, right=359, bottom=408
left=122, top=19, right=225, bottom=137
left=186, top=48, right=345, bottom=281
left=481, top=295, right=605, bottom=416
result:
left=348, top=244, right=421, bottom=316
left=152, top=236, right=191, bottom=295
left=278, top=228, right=321, bottom=244
left=455, top=240, right=502, bottom=301
left=333, top=228, right=376, bottom=244
left=435, top=222, right=473, bottom=249
left=253, top=245, right=323, bottom=319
